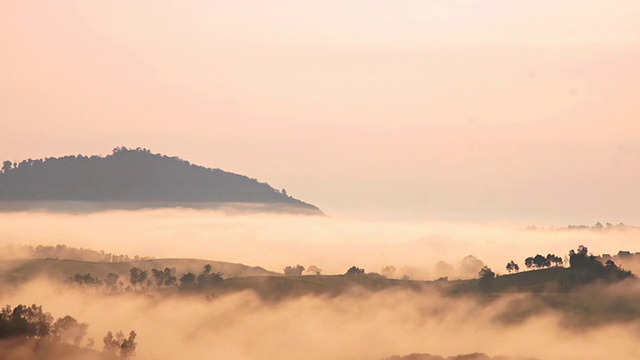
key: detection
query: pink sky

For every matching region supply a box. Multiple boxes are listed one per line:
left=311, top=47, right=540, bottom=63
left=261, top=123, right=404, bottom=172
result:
left=1, top=1, right=639, bottom=223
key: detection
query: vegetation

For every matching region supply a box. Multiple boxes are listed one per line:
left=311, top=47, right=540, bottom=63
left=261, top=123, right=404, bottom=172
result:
left=283, top=265, right=305, bottom=276
left=0, top=303, right=137, bottom=358
left=345, top=266, right=365, bottom=276
left=0, top=147, right=320, bottom=212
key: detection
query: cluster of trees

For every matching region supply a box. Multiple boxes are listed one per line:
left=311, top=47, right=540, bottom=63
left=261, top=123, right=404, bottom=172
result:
left=524, top=254, right=563, bottom=269
left=0, top=304, right=136, bottom=358
left=562, top=245, right=633, bottom=286
left=282, top=265, right=323, bottom=276
left=345, top=266, right=365, bottom=276
left=283, top=265, right=305, bottom=276
left=1, top=244, right=152, bottom=263
left=103, top=330, right=137, bottom=358
left=567, top=222, right=629, bottom=230
left=68, top=264, right=223, bottom=293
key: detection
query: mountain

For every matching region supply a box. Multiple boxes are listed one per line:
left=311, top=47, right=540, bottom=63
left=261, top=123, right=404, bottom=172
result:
left=0, top=147, right=321, bottom=213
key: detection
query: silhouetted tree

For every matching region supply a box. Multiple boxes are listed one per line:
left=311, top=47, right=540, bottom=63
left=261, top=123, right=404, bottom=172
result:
left=120, top=330, right=137, bottom=358
left=152, top=267, right=177, bottom=287
left=533, top=254, right=551, bottom=268
left=345, top=266, right=365, bottom=276
left=105, top=273, right=120, bottom=293
left=196, top=264, right=224, bottom=288
left=68, top=273, right=101, bottom=287
left=179, top=272, right=197, bottom=289
left=478, top=266, right=496, bottom=291
left=283, top=265, right=305, bottom=276
left=0, top=304, right=53, bottom=339
left=1, top=160, right=12, bottom=173
left=524, top=257, right=534, bottom=269
left=546, top=254, right=563, bottom=267
left=129, top=267, right=147, bottom=289
left=506, top=260, right=519, bottom=273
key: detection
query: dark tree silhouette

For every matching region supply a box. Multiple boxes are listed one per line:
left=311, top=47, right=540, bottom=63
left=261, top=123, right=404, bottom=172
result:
left=1, top=160, right=12, bottom=173
left=196, top=264, right=224, bottom=288
left=524, top=257, right=534, bottom=269
left=546, top=254, right=563, bottom=267
left=506, top=260, right=519, bottom=273
left=151, top=267, right=177, bottom=287
left=533, top=254, right=551, bottom=268
left=68, top=273, right=101, bottom=287
left=478, top=266, right=496, bottom=291
left=129, top=267, right=147, bottom=289
left=345, top=266, right=365, bottom=276
left=105, top=273, right=120, bottom=293
left=0, top=304, right=53, bottom=339
left=283, top=265, right=305, bottom=276
left=179, top=272, right=197, bottom=289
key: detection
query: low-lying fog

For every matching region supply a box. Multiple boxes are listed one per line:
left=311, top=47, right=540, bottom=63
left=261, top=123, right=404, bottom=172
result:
left=3, top=278, right=640, bottom=360
left=0, top=208, right=638, bottom=278
left=2, top=209, right=640, bottom=359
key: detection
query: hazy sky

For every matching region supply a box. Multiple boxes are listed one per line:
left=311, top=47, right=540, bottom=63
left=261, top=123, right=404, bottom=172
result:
left=1, top=1, right=639, bottom=223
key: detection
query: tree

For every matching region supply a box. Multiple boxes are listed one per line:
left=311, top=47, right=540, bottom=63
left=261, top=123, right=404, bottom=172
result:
left=283, top=265, right=305, bottom=276
left=506, top=260, right=519, bottom=273
left=525, top=257, right=534, bottom=269
left=196, top=264, right=223, bottom=288
left=105, top=273, right=120, bottom=293
left=1, top=160, right=12, bottom=173
left=345, top=266, right=365, bottom=276
left=129, top=267, right=147, bottom=289
left=0, top=304, right=53, bottom=339
left=533, top=254, right=551, bottom=268
left=104, top=330, right=136, bottom=357
left=51, top=315, right=88, bottom=345
left=68, top=273, right=101, bottom=287
left=478, top=266, right=496, bottom=291
left=546, top=254, right=563, bottom=267
left=305, top=265, right=322, bottom=275
left=120, top=331, right=137, bottom=358
left=179, top=272, right=197, bottom=289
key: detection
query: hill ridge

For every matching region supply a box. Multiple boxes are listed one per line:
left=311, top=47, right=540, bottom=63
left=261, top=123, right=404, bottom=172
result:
left=0, top=147, right=321, bottom=213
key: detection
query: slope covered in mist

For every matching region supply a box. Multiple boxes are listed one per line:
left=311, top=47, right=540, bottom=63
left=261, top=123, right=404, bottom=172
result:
left=0, top=147, right=321, bottom=213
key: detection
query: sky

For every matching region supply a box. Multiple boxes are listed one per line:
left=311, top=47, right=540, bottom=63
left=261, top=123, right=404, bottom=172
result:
left=1, top=0, right=639, bottom=223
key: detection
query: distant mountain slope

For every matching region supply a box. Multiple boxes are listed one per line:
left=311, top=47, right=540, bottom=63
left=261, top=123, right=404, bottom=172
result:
left=0, top=147, right=321, bottom=213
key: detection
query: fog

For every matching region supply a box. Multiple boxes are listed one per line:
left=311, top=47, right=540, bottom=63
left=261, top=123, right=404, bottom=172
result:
left=2, top=277, right=640, bottom=360
left=0, top=209, right=638, bottom=278
left=2, top=209, right=640, bottom=359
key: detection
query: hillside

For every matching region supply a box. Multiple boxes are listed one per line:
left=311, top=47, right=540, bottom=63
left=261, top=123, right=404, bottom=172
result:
left=0, top=147, right=321, bottom=213
left=0, top=258, right=277, bottom=284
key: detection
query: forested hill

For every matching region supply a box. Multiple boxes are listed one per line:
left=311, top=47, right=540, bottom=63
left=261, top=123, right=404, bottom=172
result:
left=0, top=147, right=321, bottom=213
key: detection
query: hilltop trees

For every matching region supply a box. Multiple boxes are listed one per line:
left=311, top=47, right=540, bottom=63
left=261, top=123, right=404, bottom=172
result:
left=129, top=267, right=148, bottom=289
left=283, top=265, right=305, bottom=276
left=478, top=266, right=496, bottom=291
left=345, top=266, right=365, bottom=276
left=506, top=261, right=519, bottom=273
left=179, top=265, right=223, bottom=290
left=152, top=268, right=177, bottom=287
left=0, top=147, right=321, bottom=212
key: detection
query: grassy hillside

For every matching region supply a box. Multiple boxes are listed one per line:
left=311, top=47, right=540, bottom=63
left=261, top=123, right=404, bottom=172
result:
left=214, top=274, right=427, bottom=300
left=0, top=258, right=277, bottom=284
